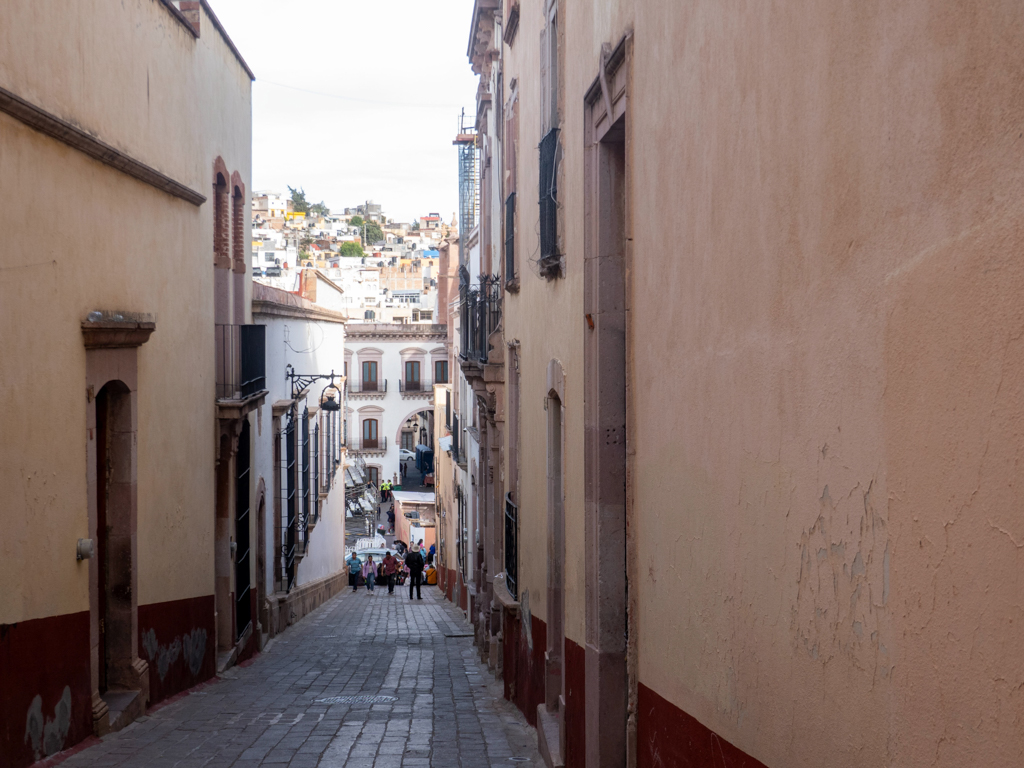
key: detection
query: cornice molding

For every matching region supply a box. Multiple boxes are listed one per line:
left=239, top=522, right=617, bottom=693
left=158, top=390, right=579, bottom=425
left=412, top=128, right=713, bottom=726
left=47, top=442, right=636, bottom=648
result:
left=81, top=312, right=156, bottom=349
left=0, top=86, right=206, bottom=206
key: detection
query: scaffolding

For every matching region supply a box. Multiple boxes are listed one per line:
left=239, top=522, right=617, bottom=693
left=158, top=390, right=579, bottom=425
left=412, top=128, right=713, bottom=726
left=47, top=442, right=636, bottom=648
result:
left=453, top=110, right=479, bottom=236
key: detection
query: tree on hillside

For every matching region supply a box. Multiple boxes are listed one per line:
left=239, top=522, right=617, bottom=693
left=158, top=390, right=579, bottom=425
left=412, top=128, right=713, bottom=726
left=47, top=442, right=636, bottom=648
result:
left=310, top=202, right=330, bottom=218
left=340, top=241, right=365, bottom=257
left=363, top=221, right=384, bottom=245
left=287, top=185, right=310, bottom=214
left=349, top=215, right=364, bottom=228
left=411, top=220, right=420, bottom=231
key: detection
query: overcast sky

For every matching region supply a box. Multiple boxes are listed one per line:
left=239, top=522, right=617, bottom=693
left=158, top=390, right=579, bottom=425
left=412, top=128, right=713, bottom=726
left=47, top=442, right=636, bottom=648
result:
left=209, top=0, right=479, bottom=224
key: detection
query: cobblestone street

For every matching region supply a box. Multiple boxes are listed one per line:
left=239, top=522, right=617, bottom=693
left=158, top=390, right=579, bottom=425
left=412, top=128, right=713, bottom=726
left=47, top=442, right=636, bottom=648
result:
left=60, top=586, right=541, bottom=768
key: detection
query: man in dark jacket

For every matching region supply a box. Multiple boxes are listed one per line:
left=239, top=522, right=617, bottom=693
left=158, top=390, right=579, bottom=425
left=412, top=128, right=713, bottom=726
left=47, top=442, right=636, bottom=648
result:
left=405, top=545, right=425, bottom=600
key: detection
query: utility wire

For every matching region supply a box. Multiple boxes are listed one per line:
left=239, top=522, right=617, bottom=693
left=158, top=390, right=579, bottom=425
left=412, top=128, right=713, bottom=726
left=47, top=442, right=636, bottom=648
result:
left=259, top=80, right=464, bottom=110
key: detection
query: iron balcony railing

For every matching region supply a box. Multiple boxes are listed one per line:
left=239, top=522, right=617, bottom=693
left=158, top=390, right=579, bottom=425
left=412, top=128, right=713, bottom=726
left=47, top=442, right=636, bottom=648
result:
left=459, top=275, right=502, bottom=364
left=348, top=436, right=388, bottom=453
left=399, top=379, right=434, bottom=394
left=346, top=379, right=387, bottom=395
left=504, top=493, right=519, bottom=600
left=216, top=324, right=266, bottom=399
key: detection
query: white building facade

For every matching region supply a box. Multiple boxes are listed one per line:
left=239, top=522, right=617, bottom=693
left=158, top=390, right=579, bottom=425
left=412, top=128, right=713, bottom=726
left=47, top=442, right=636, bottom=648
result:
left=344, top=324, right=448, bottom=490
left=251, top=283, right=349, bottom=641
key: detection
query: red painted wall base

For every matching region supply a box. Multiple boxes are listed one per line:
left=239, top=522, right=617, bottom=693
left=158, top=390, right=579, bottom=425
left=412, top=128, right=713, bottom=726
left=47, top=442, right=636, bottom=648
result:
left=0, top=612, right=92, bottom=768
left=564, top=637, right=586, bottom=768
left=137, top=595, right=216, bottom=706
left=502, top=609, right=547, bottom=727
left=637, top=683, right=769, bottom=768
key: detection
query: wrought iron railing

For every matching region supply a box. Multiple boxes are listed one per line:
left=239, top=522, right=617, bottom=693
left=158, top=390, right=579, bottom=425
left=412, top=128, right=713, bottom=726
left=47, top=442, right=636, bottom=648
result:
left=216, top=324, right=266, bottom=399
left=301, top=408, right=310, bottom=554
left=347, top=379, right=387, bottom=395
left=281, top=412, right=297, bottom=592
left=399, top=379, right=433, bottom=393
left=459, top=275, right=502, bottom=364
left=235, top=423, right=252, bottom=640
left=457, top=484, right=467, bottom=579
left=348, top=436, right=388, bottom=453
left=504, top=492, right=519, bottom=600
left=313, top=422, right=320, bottom=523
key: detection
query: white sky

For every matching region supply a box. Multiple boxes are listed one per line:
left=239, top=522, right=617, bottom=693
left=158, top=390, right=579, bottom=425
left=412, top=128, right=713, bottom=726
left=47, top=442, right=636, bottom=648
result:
left=209, top=0, right=479, bottom=224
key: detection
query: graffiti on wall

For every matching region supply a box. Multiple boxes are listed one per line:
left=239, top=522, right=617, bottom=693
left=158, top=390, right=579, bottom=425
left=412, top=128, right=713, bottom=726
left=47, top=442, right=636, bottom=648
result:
left=141, top=627, right=208, bottom=681
left=24, top=686, right=72, bottom=761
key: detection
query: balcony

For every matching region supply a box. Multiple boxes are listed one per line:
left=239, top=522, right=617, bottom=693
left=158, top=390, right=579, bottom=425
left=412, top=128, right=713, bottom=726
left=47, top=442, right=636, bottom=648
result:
left=347, top=436, right=388, bottom=457
left=398, top=379, right=435, bottom=400
left=346, top=379, right=387, bottom=400
left=216, top=324, right=267, bottom=418
left=459, top=274, right=501, bottom=366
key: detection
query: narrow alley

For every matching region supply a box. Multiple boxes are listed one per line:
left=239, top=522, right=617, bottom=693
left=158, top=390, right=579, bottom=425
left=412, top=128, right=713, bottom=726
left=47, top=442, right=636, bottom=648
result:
left=58, top=588, right=541, bottom=768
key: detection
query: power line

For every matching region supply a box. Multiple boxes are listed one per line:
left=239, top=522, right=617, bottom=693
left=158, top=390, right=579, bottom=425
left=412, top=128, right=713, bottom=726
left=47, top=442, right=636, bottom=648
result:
left=258, top=80, right=463, bottom=110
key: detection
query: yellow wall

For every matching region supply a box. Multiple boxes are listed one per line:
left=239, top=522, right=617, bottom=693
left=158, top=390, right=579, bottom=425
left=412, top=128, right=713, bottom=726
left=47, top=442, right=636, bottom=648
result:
left=0, top=0, right=252, bottom=623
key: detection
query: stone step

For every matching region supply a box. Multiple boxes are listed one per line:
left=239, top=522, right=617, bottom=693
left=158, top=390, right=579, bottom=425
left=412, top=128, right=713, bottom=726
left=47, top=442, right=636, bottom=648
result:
left=101, top=689, right=144, bottom=733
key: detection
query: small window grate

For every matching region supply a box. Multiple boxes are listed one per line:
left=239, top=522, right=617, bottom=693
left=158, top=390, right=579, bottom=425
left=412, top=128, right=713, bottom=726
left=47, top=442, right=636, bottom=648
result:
left=504, top=493, right=519, bottom=599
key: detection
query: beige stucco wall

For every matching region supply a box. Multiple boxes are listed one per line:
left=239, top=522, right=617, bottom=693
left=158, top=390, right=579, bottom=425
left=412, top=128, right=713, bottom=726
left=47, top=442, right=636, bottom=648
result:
left=0, top=0, right=252, bottom=624
left=611, top=2, right=1024, bottom=766
left=501, top=3, right=586, bottom=644
left=495, top=0, right=1024, bottom=764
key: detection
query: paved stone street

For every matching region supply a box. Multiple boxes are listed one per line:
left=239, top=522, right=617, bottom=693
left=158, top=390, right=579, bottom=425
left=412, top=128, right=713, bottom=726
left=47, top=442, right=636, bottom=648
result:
left=61, top=586, right=540, bottom=767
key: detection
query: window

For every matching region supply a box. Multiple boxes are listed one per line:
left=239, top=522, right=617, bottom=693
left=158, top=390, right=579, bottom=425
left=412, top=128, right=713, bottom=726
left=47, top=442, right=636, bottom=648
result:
left=232, top=184, right=245, bottom=273
left=364, top=310, right=375, bottom=320
left=362, top=361, right=378, bottom=391
left=402, top=431, right=415, bottom=451
left=505, top=192, right=516, bottom=284
left=405, top=361, right=421, bottom=391
left=435, top=360, right=449, bottom=384
left=420, top=310, right=433, bottom=321
left=538, top=1, right=561, bottom=278
left=505, top=85, right=519, bottom=289
left=214, top=172, right=230, bottom=269
left=362, top=418, right=378, bottom=449
left=539, top=129, right=560, bottom=273
left=368, top=466, right=380, bottom=488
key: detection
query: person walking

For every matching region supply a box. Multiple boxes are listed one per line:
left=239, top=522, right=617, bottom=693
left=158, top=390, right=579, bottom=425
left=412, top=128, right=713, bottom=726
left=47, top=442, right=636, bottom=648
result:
left=346, top=552, right=362, bottom=593
left=383, top=550, right=397, bottom=595
left=362, top=555, right=377, bottom=594
left=405, top=544, right=425, bottom=600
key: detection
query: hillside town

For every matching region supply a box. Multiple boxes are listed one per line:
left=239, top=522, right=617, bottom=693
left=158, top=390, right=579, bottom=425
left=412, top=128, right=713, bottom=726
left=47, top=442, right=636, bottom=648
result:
left=5, top=2, right=1024, bottom=768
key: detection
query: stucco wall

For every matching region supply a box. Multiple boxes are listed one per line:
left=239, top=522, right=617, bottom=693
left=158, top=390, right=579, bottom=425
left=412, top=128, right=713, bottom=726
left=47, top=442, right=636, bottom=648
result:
left=501, top=0, right=587, bottom=652
left=616, top=2, right=1024, bottom=766
left=495, top=0, right=1024, bottom=765
left=0, top=0, right=252, bottom=626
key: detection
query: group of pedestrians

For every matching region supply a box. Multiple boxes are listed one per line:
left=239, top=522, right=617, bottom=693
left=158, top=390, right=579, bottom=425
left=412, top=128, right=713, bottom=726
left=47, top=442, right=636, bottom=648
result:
left=379, top=479, right=394, bottom=503
left=345, top=545, right=430, bottom=599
